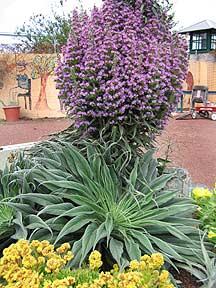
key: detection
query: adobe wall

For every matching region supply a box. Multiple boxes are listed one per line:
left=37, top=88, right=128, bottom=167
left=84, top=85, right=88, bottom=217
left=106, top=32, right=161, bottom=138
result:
left=1, top=53, right=216, bottom=118
left=183, top=54, right=216, bottom=109
left=0, top=53, right=65, bottom=120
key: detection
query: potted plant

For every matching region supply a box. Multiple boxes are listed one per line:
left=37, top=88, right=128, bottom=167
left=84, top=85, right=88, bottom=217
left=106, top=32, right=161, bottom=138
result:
left=0, top=55, right=21, bottom=122
left=0, top=98, right=20, bottom=122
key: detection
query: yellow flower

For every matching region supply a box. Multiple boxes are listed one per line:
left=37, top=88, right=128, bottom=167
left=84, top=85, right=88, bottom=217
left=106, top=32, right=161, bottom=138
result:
left=52, top=278, right=71, bottom=288
left=44, top=280, right=52, bottom=288
left=41, top=240, right=50, bottom=247
left=41, top=244, right=54, bottom=256
left=129, top=260, right=139, bottom=270
left=38, top=256, right=46, bottom=265
left=17, top=239, right=29, bottom=246
left=89, top=250, right=103, bottom=270
left=113, top=264, right=119, bottom=272
left=66, top=276, right=75, bottom=285
left=63, top=251, right=74, bottom=262
left=192, top=187, right=213, bottom=200
left=22, top=255, right=37, bottom=268
left=99, top=271, right=113, bottom=282
left=140, top=255, right=151, bottom=262
left=151, top=253, right=164, bottom=269
left=208, top=230, right=216, bottom=239
left=0, top=241, right=174, bottom=288
left=56, top=243, right=71, bottom=254
left=36, top=243, right=43, bottom=254
left=46, top=256, right=65, bottom=273
left=159, top=270, right=169, bottom=283
left=31, top=240, right=41, bottom=248
left=0, top=240, right=78, bottom=288
left=43, top=277, right=75, bottom=288
left=139, top=261, right=146, bottom=271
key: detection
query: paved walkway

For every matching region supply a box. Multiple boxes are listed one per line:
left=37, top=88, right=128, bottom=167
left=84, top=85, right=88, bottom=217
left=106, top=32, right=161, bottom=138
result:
left=0, top=117, right=215, bottom=187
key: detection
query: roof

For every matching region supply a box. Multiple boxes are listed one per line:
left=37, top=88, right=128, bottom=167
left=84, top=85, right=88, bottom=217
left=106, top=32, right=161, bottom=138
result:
left=179, top=20, right=216, bottom=33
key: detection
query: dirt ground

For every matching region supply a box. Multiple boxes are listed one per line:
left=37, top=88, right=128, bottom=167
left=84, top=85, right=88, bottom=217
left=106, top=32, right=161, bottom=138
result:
left=0, top=117, right=215, bottom=187
left=0, top=118, right=71, bottom=146
left=157, top=117, right=216, bottom=188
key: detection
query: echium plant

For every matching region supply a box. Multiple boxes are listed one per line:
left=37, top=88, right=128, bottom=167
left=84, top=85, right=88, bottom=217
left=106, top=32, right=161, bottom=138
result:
left=56, top=0, right=188, bottom=144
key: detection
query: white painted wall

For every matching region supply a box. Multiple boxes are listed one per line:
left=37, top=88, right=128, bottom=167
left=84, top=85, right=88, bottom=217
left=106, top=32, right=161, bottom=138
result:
left=0, top=142, right=35, bottom=170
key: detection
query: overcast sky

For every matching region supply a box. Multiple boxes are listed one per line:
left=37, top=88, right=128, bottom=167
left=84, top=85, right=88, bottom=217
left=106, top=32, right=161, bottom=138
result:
left=0, top=0, right=215, bottom=34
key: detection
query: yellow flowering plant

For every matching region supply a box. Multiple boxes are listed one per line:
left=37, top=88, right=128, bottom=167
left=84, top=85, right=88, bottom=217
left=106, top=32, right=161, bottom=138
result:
left=0, top=241, right=175, bottom=288
left=0, top=239, right=74, bottom=288
left=192, top=184, right=216, bottom=245
left=192, top=187, right=213, bottom=201
left=76, top=251, right=175, bottom=288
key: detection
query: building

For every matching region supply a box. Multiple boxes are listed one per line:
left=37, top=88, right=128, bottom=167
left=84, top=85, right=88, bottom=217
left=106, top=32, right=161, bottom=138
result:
left=180, top=20, right=216, bottom=109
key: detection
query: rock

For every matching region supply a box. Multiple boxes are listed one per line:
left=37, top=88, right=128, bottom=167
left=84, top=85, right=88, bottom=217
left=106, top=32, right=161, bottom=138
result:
left=165, top=167, right=193, bottom=197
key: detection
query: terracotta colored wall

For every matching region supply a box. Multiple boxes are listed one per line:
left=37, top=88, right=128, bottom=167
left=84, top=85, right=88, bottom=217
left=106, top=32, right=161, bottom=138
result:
left=0, top=53, right=65, bottom=120
left=1, top=53, right=216, bottom=118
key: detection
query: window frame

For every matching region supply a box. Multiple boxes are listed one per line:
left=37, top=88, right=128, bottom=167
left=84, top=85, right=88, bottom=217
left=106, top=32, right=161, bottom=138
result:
left=190, top=32, right=208, bottom=51
left=189, top=29, right=216, bottom=54
left=211, top=32, right=216, bottom=50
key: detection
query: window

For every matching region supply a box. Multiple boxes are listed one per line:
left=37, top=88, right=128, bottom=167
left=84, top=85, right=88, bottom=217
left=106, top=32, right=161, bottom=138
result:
left=211, top=33, right=216, bottom=49
left=191, top=32, right=207, bottom=50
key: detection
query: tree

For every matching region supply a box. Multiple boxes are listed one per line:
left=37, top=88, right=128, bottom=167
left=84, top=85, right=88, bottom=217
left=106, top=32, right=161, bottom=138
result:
left=16, top=1, right=71, bottom=53
left=31, top=55, right=56, bottom=110
left=0, top=54, right=18, bottom=92
left=14, top=1, right=69, bottom=110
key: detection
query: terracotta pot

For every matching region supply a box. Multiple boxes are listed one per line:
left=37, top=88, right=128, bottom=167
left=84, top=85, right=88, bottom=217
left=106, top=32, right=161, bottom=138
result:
left=3, top=106, right=21, bottom=122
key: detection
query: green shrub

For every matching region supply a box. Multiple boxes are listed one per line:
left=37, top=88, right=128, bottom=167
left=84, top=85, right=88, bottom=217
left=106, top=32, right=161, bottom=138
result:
left=192, top=186, right=216, bottom=245
left=3, top=142, right=208, bottom=272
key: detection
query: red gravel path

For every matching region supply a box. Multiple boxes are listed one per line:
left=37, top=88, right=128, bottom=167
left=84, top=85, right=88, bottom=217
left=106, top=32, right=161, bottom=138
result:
left=0, top=118, right=71, bottom=146
left=157, top=117, right=216, bottom=188
left=0, top=117, right=215, bottom=187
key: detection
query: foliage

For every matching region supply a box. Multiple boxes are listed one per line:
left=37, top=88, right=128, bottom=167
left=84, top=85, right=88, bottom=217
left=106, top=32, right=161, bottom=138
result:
left=199, top=239, right=216, bottom=288
left=0, top=166, right=17, bottom=252
left=192, top=186, right=216, bottom=246
left=16, top=2, right=71, bottom=53
left=48, top=125, right=155, bottom=178
left=31, top=55, right=57, bottom=79
left=178, top=235, right=216, bottom=288
left=56, top=0, right=188, bottom=145
left=2, top=141, right=208, bottom=273
left=0, top=239, right=174, bottom=288
left=0, top=153, right=35, bottom=253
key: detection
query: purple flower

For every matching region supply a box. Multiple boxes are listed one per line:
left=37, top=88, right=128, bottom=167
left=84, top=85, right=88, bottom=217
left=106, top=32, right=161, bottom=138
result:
left=56, top=0, right=188, bottom=137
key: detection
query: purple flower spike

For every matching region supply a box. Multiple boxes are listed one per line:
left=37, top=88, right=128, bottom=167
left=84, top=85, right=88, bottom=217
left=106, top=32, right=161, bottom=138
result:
left=56, top=0, right=188, bottom=138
